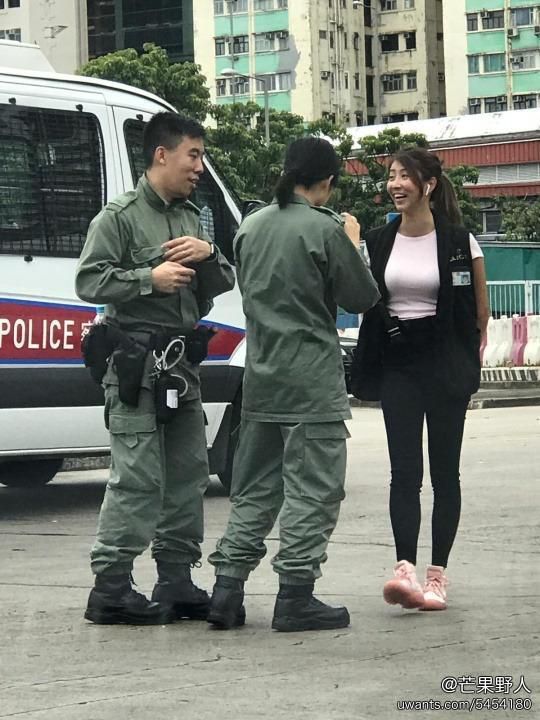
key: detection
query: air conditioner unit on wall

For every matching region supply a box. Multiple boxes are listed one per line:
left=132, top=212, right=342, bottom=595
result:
left=320, top=71, right=330, bottom=79
left=480, top=10, right=489, bottom=19
left=507, top=28, right=519, bottom=39
left=276, top=31, right=288, bottom=39
left=534, top=26, right=540, bottom=35
left=469, top=98, right=481, bottom=106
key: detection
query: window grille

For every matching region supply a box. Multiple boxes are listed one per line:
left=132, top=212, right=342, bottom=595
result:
left=0, top=105, right=105, bottom=258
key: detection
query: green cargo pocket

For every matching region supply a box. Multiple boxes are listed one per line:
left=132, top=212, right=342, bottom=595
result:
left=304, top=422, right=351, bottom=441
left=131, top=246, right=164, bottom=268
left=109, top=413, right=156, bottom=449
left=300, top=421, right=350, bottom=502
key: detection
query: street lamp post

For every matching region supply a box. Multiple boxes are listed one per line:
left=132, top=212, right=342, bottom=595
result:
left=220, top=68, right=270, bottom=145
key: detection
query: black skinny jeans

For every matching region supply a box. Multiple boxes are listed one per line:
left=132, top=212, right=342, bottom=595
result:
left=380, top=322, right=469, bottom=569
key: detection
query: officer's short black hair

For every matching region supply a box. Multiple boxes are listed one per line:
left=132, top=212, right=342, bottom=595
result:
left=143, top=111, right=206, bottom=168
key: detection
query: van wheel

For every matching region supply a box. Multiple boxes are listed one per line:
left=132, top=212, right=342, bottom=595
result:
left=218, top=394, right=242, bottom=494
left=0, top=459, right=63, bottom=488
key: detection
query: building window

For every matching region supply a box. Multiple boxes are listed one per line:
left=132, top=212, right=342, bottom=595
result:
left=468, top=55, right=480, bottom=74
left=277, top=0, right=288, bottom=7
left=330, top=31, right=334, bottom=49
left=277, top=32, right=289, bottom=50
left=231, top=76, right=249, bottom=94
left=466, top=13, right=478, bottom=32
left=8, top=0, right=21, bottom=7
left=216, top=79, right=227, bottom=96
left=468, top=98, right=481, bottom=114
left=380, top=34, right=399, bottom=52
left=319, top=30, right=327, bottom=39
left=231, top=0, right=248, bottom=10
left=215, top=37, right=227, bottom=56
left=484, top=96, right=507, bottom=112
left=382, top=73, right=403, bottom=92
left=404, top=0, right=415, bottom=8
left=354, top=72, right=360, bottom=90
left=277, top=72, right=291, bottom=90
left=344, top=32, right=348, bottom=49
left=255, top=0, right=273, bottom=10
left=405, top=31, right=416, bottom=50
left=233, top=35, right=249, bottom=54
left=344, top=72, right=349, bottom=89
left=406, top=71, right=417, bottom=90
left=382, top=113, right=405, bottom=123
left=510, top=8, right=534, bottom=27
left=511, top=53, right=538, bottom=71
left=482, top=10, right=504, bottom=30
left=380, top=0, right=397, bottom=10
left=365, top=35, right=373, bottom=66
left=0, top=28, right=22, bottom=41
left=214, top=0, right=224, bottom=14
left=513, top=94, right=537, bottom=109
left=331, top=72, right=335, bottom=89
left=483, top=53, right=505, bottom=73
left=0, top=106, right=105, bottom=258
left=366, top=74, right=374, bottom=105
left=353, top=32, right=360, bottom=50
left=255, top=33, right=273, bottom=52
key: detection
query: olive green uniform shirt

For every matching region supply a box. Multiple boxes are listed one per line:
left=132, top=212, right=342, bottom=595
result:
left=75, top=175, right=235, bottom=400
left=234, top=195, right=380, bottom=423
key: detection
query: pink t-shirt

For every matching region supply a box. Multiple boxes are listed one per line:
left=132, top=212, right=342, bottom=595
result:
left=384, top=231, right=483, bottom=320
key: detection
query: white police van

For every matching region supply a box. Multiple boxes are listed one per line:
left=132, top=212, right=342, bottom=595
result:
left=0, top=41, right=245, bottom=490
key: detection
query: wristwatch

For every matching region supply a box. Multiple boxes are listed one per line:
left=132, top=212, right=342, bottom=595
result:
left=206, top=241, right=216, bottom=259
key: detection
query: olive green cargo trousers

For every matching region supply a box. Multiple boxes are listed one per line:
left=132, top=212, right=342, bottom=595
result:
left=90, top=374, right=209, bottom=576
left=208, top=418, right=350, bottom=584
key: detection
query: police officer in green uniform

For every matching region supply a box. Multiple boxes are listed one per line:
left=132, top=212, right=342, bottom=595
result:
left=207, top=137, right=380, bottom=632
left=75, top=112, right=235, bottom=625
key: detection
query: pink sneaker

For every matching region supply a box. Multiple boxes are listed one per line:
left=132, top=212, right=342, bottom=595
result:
left=383, top=560, right=424, bottom=609
left=421, top=565, right=448, bottom=611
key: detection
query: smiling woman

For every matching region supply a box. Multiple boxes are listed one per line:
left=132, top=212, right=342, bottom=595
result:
left=352, top=146, right=489, bottom=614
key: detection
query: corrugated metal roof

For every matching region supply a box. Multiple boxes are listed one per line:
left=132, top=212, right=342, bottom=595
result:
left=347, top=109, right=540, bottom=150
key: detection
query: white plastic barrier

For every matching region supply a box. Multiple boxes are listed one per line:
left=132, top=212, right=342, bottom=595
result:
left=483, top=316, right=513, bottom=367
left=523, top=315, right=540, bottom=366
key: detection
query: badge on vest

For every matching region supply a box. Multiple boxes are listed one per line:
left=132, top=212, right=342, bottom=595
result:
left=452, top=271, right=471, bottom=286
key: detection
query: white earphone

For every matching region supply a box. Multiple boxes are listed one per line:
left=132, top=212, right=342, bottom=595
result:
left=425, top=185, right=431, bottom=197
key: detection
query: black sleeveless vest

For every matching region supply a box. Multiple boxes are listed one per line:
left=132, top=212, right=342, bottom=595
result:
left=351, top=214, right=480, bottom=401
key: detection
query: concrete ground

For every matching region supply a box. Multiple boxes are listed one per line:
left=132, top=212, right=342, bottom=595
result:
left=1, top=405, right=539, bottom=720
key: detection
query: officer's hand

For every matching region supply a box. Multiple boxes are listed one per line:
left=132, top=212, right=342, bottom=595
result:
left=341, top=213, right=361, bottom=249
left=151, top=262, right=195, bottom=293
left=162, top=236, right=212, bottom=264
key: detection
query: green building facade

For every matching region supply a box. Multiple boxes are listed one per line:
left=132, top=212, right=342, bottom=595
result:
left=465, top=0, right=540, bottom=112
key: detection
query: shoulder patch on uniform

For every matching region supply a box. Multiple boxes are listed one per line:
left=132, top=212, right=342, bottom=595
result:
left=313, top=205, right=344, bottom=226
left=107, top=191, right=138, bottom=213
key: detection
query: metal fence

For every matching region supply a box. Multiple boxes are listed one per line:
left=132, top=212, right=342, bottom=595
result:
left=487, top=281, right=540, bottom=317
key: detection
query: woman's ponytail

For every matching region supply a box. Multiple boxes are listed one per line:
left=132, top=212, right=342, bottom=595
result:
left=274, top=172, right=297, bottom=209
left=432, top=173, right=463, bottom=225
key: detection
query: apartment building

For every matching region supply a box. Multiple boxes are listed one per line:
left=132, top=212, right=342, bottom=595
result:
left=194, top=0, right=445, bottom=125
left=444, top=0, right=540, bottom=116
left=0, top=0, right=87, bottom=73
left=87, top=0, right=194, bottom=63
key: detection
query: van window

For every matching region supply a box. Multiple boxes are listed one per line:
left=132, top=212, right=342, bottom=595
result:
left=124, top=119, right=238, bottom=262
left=0, top=105, right=105, bottom=258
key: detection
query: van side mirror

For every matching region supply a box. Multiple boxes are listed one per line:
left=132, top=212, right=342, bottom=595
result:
left=242, top=199, right=267, bottom=218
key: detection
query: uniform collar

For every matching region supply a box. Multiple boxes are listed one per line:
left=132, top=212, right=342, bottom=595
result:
left=137, top=174, right=189, bottom=212
left=271, top=193, right=312, bottom=207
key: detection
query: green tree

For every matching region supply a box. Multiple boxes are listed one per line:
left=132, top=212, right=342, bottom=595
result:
left=499, top=198, right=540, bottom=241
left=78, top=43, right=210, bottom=121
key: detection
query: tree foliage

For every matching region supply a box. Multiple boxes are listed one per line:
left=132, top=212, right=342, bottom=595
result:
left=77, top=45, right=482, bottom=232
left=78, top=43, right=211, bottom=121
left=499, top=198, right=540, bottom=242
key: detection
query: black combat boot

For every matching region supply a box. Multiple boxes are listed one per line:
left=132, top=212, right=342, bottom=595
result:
left=271, top=583, right=350, bottom=632
left=85, top=574, right=173, bottom=625
left=151, top=562, right=210, bottom=620
left=207, top=575, right=246, bottom=630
